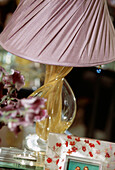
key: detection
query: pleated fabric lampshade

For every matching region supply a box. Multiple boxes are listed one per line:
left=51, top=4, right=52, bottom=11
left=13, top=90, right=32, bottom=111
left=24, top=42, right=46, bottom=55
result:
left=0, top=0, right=115, bottom=153
left=0, top=0, right=115, bottom=67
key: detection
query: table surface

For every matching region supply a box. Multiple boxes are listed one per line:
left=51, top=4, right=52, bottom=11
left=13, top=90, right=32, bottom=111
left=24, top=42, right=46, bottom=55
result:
left=0, top=125, right=45, bottom=169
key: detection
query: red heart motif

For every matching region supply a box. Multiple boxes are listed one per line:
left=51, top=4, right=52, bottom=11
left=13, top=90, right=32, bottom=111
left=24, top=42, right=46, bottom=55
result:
left=84, top=139, right=89, bottom=143
left=53, top=146, right=55, bottom=150
left=47, top=157, right=52, bottom=163
left=105, top=152, right=110, bottom=158
left=72, top=146, right=78, bottom=152
left=70, top=141, right=75, bottom=146
left=75, top=137, right=81, bottom=142
left=82, top=146, right=86, bottom=152
left=96, top=140, right=101, bottom=145
left=89, top=151, right=93, bottom=157
left=67, top=135, right=72, bottom=139
left=67, top=149, right=72, bottom=154
left=89, top=143, right=95, bottom=148
left=56, top=159, right=59, bottom=165
left=56, top=143, right=62, bottom=147
left=65, top=141, right=68, bottom=147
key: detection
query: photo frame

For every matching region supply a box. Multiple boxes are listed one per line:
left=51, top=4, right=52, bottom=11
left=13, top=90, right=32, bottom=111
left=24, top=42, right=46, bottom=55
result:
left=45, top=133, right=115, bottom=170
left=64, top=155, right=102, bottom=170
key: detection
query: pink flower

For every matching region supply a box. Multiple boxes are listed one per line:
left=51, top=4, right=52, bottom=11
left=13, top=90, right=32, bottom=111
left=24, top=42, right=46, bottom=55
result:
left=0, top=96, right=47, bottom=134
left=21, top=97, right=46, bottom=111
left=20, top=97, right=48, bottom=122
left=0, top=82, right=4, bottom=99
left=0, top=66, right=48, bottom=136
left=3, top=69, right=25, bottom=91
left=8, top=121, right=21, bottom=135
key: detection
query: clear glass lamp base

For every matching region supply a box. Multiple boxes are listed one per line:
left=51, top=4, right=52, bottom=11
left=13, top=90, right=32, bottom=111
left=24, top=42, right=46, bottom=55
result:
left=23, top=130, right=72, bottom=154
left=23, top=134, right=46, bottom=153
left=23, top=78, right=76, bottom=154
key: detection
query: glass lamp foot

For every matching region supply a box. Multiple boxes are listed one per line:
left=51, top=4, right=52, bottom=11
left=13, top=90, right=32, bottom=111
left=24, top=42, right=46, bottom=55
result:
left=23, top=134, right=46, bottom=153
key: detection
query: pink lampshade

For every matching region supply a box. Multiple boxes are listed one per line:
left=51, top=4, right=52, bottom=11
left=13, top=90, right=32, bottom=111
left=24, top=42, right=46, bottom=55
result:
left=0, top=0, right=115, bottom=67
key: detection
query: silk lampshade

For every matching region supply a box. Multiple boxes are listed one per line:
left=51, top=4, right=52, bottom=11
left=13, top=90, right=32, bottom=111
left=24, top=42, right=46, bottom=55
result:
left=0, top=0, right=115, bottom=151
left=0, top=0, right=115, bottom=67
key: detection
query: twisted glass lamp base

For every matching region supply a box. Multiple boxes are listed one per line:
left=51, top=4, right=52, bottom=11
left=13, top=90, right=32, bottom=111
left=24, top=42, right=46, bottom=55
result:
left=23, top=78, right=76, bottom=153
left=24, top=65, right=76, bottom=153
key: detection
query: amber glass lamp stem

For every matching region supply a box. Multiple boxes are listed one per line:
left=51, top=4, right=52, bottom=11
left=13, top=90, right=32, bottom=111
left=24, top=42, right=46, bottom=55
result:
left=29, top=65, right=73, bottom=140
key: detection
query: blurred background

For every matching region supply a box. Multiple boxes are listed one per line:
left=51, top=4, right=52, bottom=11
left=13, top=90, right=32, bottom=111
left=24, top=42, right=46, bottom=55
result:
left=0, top=0, right=115, bottom=145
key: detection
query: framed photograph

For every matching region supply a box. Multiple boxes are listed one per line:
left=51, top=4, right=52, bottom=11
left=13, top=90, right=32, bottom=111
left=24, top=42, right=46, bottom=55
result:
left=64, top=156, right=102, bottom=170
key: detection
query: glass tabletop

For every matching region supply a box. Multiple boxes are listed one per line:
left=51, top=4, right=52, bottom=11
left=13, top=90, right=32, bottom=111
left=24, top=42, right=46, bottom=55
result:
left=0, top=126, right=45, bottom=170
left=0, top=147, right=44, bottom=170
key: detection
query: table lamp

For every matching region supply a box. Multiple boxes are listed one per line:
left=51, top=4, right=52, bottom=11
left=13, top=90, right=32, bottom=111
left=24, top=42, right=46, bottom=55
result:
left=0, top=0, right=115, bottom=152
